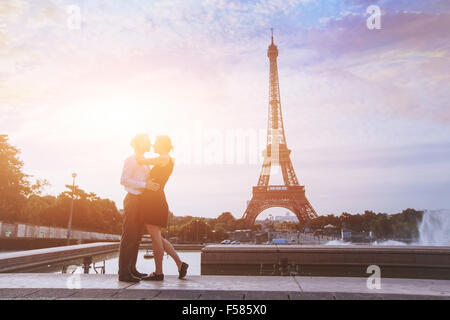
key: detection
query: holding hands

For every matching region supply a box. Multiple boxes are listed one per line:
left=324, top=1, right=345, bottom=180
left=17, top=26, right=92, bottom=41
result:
left=146, top=179, right=160, bottom=191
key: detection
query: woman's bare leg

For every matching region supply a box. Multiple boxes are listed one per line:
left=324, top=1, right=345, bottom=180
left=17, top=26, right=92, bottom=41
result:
left=146, top=224, right=164, bottom=274
left=161, top=237, right=182, bottom=270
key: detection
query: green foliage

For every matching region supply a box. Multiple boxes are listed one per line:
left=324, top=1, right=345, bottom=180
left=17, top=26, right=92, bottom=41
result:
left=0, top=135, right=123, bottom=234
left=164, top=213, right=240, bottom=243
left=216, top=212, right=236, bottom=231
left=0, top=135, right=31, bottom=221
left=0, top=135, right=425, bottom=241
left=174, top=218, right=212, bottom=243
left=308, top=209, right=424, bottom=241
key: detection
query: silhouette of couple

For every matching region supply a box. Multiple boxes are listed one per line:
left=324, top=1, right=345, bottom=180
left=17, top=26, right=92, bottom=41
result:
left=118, top=134, right=188, bottom=282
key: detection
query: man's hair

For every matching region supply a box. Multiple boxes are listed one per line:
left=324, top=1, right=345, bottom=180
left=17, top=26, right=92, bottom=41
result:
left=130, top=133, right=149, bottom=150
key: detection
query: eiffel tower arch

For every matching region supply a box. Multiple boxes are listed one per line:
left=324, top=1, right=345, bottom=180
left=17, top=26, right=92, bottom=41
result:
left=241, top=30, right=318, bottom=227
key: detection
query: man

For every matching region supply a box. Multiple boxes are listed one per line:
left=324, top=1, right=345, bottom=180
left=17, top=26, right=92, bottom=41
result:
left=118, top=133, right=168, bottom=282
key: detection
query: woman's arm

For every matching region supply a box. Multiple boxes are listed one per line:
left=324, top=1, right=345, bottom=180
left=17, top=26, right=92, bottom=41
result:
left=136, top=154, right=170, bottom=166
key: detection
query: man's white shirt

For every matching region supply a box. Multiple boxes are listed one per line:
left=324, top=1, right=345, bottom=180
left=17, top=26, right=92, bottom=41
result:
left=120, top=155, right=150, bottom=195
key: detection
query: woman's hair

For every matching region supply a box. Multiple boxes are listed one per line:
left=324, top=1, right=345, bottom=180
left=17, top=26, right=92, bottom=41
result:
left=155, top=135, right=173, bottom=152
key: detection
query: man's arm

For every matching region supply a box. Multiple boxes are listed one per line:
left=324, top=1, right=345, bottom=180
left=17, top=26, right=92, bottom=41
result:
left=120, top=158, right=147, bottom=190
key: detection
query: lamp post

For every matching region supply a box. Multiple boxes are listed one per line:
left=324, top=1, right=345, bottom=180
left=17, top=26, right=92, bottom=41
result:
left=66, top=173, right=77, bottom=246
left=196, top=219, right=199, bottom=243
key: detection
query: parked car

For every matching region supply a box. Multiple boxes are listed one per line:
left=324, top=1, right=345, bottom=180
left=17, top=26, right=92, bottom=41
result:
left=271, top=238, right=290, bottom=245
left=231, top=240, right=240, bottom=245
left=220, top=239, right=231, bottom=244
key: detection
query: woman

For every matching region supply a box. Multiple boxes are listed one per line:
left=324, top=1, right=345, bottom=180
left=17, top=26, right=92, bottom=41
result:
left=136, top=135, right=188, bottom=281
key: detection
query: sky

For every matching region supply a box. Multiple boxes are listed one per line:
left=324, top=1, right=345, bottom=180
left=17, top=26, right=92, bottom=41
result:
left=1, top=0, right=449, bottom=219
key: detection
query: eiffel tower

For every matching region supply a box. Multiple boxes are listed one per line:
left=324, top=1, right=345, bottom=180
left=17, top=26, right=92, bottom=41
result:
left=242, top=31, right=318, bottom=227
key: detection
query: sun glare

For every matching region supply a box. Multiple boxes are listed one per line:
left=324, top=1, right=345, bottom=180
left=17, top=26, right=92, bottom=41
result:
left=70, top=91, right=191, bottom=140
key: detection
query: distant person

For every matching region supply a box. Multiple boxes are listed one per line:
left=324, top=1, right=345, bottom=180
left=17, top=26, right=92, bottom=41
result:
left=118, top=133, right=169, bottom=283
left=136, top=135, right=188, bottom=281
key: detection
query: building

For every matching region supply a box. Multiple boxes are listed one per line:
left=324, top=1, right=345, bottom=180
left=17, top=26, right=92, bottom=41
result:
left=341, top=229, right=371, bottom=243
left=229, top=230, right=253, bottom=242
left=274, top=212, right=298, bottom=223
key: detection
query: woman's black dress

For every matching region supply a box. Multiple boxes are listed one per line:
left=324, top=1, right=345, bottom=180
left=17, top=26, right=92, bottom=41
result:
left=138, top=159, right=174, bottom=228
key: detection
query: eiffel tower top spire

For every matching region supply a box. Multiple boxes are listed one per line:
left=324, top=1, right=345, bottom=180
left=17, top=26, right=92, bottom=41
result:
left=256, top=29, right=300, bottom=187
left=268, top=28, right=278, bottom=58
left=266, top=27, right=284, bottom=150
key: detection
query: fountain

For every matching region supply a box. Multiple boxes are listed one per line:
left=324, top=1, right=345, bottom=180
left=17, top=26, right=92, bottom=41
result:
left=416, top=209, right=450, bottom=246
left=325, top=209, right=450, bottom=246
left=201, top=210, right=450, bottom=279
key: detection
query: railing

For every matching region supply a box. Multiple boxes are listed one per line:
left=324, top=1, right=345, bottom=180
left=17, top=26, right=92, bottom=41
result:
left=0, top=242, right=119, bottom=273
left=0, top=221, right=120, bottom=241
left=268, top=186, right=288, bottom=191
left=253, top=185, right=305, bottom=192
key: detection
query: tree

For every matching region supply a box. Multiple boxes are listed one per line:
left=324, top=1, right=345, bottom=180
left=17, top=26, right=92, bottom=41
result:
left=0, top=135, right=31, bottom=221
left=0, top=136, right=122, bottom=234
left=20, top=194, right=55, bottom=225
left=212, top=224, right=228, bottom=241
left=53, top=186, right=123, bottom=234
left=216, top=212, right=236, bottom=231
left=252, top=223, right=262, bottom=231
left=178, top=218, right=212, bottom=243
left=371, top=213, right=392, bottom=239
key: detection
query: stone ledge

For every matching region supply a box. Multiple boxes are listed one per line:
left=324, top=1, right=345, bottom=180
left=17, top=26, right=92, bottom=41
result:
left=0, top=274, right=448, bottom=300
left=0, top=243, right=119, bottom=273
left=201, top=245, right=450, bottom=279
left=1, top=288, right=449, bottom=300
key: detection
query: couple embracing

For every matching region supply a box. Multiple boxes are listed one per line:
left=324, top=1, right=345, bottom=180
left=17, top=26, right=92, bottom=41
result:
left=118, top=133, right=188, bottom=283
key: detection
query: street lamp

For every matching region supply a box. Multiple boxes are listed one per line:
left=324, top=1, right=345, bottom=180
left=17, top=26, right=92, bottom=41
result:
left=195, top=219, right=198, bottom=243
left=66, top=173, right=77, bottom=246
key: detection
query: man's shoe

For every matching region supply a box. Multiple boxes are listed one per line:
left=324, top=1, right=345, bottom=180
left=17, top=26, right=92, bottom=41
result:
left=142, top=272, right=164, bottom=281
left=131, top=270, right=148, bottom=278
left=118, top=274, right=141, bottom=283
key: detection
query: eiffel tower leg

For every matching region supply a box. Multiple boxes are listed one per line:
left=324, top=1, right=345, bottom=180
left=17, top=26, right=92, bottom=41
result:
left=305, top=202, right=318, bottom=219
left=280, top=157, right=299, bottom=186
left=242, top=199, right=264, bottom=228
left=292, top=200, right=318, bottom=221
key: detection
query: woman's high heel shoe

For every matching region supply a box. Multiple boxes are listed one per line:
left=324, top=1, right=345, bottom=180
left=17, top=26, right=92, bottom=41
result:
left=142, top=272, right=164, bottom=281
left=178, top=262, right=189, bottom=279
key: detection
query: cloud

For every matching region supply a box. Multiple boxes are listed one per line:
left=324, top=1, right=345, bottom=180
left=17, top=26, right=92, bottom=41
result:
left=280, top=11, right=450, bottom=123
left=202, top=0, right=313, bottom=14
left=1, top=1, right=449, bottom=126
left=0, top=0, right=28, bottom=50
left=345, top=0, right=450, bottom=14
left=303, top=11, right=450, bottom=55
left=1, top=0, right=450, bottom=215
left=0, top=0, right=29, bottom=21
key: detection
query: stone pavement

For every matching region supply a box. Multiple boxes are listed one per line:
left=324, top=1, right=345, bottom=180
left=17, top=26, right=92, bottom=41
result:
left=0, top=274, right=448, bottom=300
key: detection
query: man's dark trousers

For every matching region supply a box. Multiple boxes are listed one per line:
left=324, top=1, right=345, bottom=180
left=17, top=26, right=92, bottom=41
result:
left=118, top=193, right=143, bottom=276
